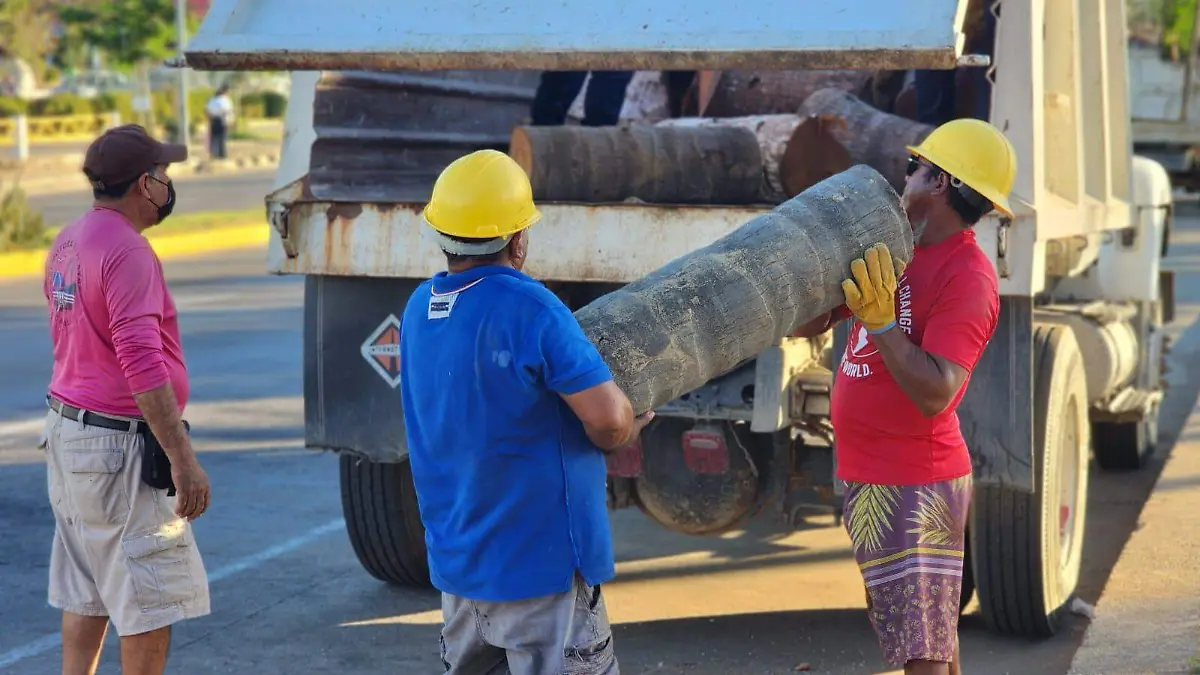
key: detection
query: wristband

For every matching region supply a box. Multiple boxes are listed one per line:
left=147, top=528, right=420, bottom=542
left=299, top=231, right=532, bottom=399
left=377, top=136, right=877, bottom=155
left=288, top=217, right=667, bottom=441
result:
left=867, top=319, right=897, bottom=335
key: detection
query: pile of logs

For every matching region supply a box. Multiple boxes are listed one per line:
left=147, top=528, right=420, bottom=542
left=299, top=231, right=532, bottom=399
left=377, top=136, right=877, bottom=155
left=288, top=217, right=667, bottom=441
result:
left=516, top=69, right=930, bottom=412
left=510, top=70, right=936, bottom=206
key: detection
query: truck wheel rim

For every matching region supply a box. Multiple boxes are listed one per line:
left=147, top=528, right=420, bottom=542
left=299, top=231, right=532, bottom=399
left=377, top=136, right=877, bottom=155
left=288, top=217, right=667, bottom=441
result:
left=1059, top=397, right=1080, bottom=567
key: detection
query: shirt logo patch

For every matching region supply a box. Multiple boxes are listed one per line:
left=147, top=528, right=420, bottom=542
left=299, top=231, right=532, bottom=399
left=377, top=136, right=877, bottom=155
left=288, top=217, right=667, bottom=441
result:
left=849, top=324, right=878, bottom=359
left=427, top=292, right=459, bottom=320
left=427, top=278, right=484, bottom=321
left=46, top=240, right=80, bottom=322
left=360, top=313, right=402, bottom=388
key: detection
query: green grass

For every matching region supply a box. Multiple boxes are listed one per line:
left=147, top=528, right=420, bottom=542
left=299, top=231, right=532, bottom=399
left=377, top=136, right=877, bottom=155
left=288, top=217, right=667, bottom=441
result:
left=12, top=207, right=265, bottom=253
left=1188, top=655, right=1200, bottom=674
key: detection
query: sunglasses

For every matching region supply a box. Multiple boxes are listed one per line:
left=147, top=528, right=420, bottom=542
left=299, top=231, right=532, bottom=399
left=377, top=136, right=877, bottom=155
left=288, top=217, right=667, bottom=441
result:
left=906, top=155, right=931, bottom=177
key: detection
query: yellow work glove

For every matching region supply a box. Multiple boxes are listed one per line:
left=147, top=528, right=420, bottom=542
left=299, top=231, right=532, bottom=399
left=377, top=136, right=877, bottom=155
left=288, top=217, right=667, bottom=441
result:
left=841, top=243, right=908, bottom=335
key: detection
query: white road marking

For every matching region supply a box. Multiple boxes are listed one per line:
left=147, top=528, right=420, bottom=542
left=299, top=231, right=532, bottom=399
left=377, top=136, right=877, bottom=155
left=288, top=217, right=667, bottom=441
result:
left=0, top=518, right=345, bottom=670
left=0, top=415, right=46, bottom=438
left=207, top=519, right=344, bottom=583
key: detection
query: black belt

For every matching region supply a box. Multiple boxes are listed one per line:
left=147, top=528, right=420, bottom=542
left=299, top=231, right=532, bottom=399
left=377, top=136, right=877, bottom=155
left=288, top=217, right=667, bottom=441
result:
left=47, top=396, right=141, bottom=432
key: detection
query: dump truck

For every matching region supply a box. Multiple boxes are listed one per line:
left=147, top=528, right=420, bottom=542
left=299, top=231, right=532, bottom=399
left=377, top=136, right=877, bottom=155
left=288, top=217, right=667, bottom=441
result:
left=181, top=0, right=1175, bottom=639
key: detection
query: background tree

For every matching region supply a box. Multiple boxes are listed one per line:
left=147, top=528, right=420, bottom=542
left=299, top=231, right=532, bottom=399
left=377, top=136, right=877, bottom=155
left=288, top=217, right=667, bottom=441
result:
left=1163, top=0, right=1199, bottom=60
left=54, top=0, right=202, bottom=130
left=55, top=0, right=179, bottom=70
left=0, top=0, right=59, bottom=84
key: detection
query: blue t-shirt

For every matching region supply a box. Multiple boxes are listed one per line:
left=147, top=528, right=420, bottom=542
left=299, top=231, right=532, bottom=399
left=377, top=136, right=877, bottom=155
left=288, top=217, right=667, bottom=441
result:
left=399, top=264, right=617, bottom=602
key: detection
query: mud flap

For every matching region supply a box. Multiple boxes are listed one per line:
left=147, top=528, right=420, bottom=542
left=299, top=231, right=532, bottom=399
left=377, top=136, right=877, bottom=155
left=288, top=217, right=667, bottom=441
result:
left=304, top=274, right=424, bottom=462
left=958, top=296, right=1035, bottom=491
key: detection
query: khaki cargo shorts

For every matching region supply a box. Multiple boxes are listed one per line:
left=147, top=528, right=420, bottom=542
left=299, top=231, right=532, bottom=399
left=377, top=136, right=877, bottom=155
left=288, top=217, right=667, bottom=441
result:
left=41, top=407, right=211, bottom=636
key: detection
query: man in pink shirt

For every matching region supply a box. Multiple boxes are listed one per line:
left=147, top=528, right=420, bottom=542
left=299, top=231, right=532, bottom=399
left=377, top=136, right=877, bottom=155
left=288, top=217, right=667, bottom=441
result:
left=41, top=124, right=212, bottom=675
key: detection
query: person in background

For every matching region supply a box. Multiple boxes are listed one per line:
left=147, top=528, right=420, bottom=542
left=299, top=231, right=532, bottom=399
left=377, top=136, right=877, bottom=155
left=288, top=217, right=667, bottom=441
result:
left=399, top=149, right=654, bottom=675
left=530, top=70, right=635, bottom=126
left=205, top=84, right=234, bottom=159
left=791, top=118, right=1017, bottom=675
left=42, top=124, right=212, bottom=675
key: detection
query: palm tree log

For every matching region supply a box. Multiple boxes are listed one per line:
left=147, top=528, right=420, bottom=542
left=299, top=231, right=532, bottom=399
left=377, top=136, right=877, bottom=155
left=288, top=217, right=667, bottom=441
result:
left=574, top=164, right=914, bottom=414
left=509, top=124, right=765, bottom=204
left=654, top=114, right=805, bottom=201
left=797, top=88, right=935, bottom=191
left=776, top=114, right=855, bottom=197
left=701, top=70, right=875, bottom=117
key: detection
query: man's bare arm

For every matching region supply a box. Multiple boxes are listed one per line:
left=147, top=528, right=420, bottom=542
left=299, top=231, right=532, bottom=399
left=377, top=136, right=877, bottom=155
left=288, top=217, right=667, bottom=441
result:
left=790, top=311, right=835, bottom=338
left=560, top=381, right=642, bottom=452
left=791, top=305, right=855, bottom=338
left=871, top=327, right=968, bottom=417
left=132, top=384, right=194, bottom=462
left=133, top=383, right=210, bottom=520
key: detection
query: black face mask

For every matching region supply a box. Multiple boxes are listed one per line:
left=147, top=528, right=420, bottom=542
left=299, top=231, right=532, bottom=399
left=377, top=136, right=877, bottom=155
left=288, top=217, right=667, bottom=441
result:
left=146, top=175, right=176, bottom=224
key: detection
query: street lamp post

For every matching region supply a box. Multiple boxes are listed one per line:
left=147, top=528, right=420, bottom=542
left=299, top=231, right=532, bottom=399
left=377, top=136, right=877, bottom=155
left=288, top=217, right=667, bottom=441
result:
left=175, top=0, right=190, bottom=147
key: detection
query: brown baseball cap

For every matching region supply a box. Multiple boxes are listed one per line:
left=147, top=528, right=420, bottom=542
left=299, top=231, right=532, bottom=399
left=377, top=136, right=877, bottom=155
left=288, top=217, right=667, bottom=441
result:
left=82, top=124, right=188, bottom=190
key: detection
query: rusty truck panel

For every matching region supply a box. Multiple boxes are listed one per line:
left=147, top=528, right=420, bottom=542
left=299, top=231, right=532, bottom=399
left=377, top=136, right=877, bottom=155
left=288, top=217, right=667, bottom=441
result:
left=307, top=70, right=540, bottom=204
left=268, top=196, right=771, bottom=283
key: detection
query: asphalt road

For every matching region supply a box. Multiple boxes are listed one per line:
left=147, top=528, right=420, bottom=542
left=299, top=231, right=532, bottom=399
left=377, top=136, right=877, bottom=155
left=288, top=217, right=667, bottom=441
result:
left=2, top=211, right=1199, bottom=674
left=25, top=169, right=278, bottom=228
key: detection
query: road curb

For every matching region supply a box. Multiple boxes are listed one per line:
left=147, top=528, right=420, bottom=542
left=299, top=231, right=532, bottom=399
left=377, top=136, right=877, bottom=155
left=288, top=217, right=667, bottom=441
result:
left=0, top=221, right=270, bottom=282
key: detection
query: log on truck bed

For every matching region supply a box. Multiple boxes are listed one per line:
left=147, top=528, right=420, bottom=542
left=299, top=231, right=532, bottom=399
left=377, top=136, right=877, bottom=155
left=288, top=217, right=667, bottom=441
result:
left=655, top=114, right=810, bottom=203
left=700, top=70, right=875, bottom=118
left=797, top=87, right=934, bottom=191
left=574, top=164, right=914, bottom=414
left=510, top=124, right=767, bottom=204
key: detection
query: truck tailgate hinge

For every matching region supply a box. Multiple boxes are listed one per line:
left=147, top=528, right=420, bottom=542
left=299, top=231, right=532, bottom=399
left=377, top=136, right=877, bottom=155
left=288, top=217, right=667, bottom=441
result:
left=267, top=201, right=298, bottom=259
left=996, top=216, right=1011, bottom=279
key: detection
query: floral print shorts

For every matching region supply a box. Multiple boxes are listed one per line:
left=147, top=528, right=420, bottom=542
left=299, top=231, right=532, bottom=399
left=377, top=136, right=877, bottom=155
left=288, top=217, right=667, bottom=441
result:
left=842, top=474, right=973, bottom=668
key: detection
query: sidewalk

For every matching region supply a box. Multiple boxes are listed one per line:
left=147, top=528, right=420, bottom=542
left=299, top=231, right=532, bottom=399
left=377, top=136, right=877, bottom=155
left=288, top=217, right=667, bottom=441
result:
left=1068, top=319, right=1200, bottom=675
left=0, top=139, right=280, bottom=197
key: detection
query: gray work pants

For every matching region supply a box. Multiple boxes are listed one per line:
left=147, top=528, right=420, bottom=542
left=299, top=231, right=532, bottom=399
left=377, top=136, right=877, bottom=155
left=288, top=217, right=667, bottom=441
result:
left=439, top=574, right=618, bottom=675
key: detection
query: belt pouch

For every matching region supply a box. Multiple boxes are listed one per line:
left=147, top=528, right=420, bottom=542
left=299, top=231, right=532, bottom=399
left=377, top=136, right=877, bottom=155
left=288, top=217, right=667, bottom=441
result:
left=139, top=420, right=188, bottom=496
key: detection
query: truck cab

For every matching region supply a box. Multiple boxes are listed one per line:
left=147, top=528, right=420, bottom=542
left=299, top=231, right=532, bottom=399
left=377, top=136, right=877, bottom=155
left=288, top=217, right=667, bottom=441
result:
left=183, top=0, right=1174, bottom=639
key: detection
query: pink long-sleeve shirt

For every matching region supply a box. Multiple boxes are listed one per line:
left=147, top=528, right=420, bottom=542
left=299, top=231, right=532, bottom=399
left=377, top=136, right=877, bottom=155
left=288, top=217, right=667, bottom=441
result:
left=44, top=207, right=189, bottom=418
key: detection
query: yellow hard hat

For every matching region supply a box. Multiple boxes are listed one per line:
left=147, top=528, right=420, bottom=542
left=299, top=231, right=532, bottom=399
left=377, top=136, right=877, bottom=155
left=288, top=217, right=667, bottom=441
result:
left=422, top=149, right=542, bottom=252
left=906, top=118, right=1017, bottom=218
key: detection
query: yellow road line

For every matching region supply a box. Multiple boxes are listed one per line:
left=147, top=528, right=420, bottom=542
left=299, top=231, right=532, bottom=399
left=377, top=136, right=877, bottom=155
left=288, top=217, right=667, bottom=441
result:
left=0, top=221, right=269, bottom=281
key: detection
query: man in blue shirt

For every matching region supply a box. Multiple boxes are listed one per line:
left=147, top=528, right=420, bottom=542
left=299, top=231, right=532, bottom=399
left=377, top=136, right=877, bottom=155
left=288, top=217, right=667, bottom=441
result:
left=400, top=149, right=654, bottom=675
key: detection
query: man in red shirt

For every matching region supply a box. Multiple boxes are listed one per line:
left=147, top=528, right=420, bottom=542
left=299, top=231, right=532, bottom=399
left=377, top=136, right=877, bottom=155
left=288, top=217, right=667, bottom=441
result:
left=41, top=125, right=212, bottom=675
left=793, top=118, right=1016, bottom=675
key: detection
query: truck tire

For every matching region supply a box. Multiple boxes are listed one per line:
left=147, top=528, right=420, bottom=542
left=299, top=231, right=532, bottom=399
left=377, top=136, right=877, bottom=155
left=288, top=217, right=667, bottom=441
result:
left=339, top=453, right=432, bottom=588
left=971, top=323, right=1090, bottom=637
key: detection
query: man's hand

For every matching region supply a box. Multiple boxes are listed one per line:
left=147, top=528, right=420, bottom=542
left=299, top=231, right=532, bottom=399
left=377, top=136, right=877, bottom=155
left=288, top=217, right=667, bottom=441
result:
left=609, top=410, right=656, bottom=455
left=630, top=410, right=656, bottom=438
left=171, top=456, right=211, bottom=521
left=842, top=243, right=908, bottom=334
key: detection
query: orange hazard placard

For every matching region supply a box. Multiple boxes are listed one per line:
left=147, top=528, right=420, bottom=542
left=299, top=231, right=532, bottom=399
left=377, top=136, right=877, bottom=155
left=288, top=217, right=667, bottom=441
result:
left=360, top=314, right=403, bottom=388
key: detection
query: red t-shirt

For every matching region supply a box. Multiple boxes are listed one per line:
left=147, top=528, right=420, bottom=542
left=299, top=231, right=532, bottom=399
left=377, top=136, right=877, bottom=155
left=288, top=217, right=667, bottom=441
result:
left=830, top=229, right=999, bottom=485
